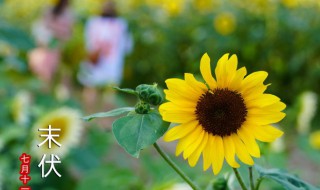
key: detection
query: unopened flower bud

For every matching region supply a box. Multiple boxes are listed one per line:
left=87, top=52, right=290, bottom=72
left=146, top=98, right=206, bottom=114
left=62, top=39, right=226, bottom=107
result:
left=148, top=92, right=163, bottom=105
left=135, top=84, right=163, bottom=105
left=135, top=101, right=150, bottom=114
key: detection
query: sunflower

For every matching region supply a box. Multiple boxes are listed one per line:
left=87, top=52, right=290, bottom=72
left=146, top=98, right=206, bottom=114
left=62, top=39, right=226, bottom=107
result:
left=214, top=12, right=236, bottom=36
left=159, top=53, right=286, bottom=175
left=32, top=107, right=82, bottom=158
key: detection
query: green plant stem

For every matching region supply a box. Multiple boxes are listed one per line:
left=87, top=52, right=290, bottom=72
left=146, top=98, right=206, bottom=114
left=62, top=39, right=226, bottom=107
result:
left=233, top=168, right=248, bottom=190
left=153, top=143, right=201, bottom=190
left=254, top=177, right=263, bottom=190
left=249, top=167, right=254, bottom=190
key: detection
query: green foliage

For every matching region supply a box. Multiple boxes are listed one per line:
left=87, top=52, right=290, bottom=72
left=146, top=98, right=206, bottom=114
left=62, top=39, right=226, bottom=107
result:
left=112, top=111, right=169, bottom=158
left=68, top=126, right=112, bottom=172
left=255, top=165, right=319, bottom=190
left=0, top=125, right=26, bottom=143
left=82, top=107, right=135, bottom=121
left=113, top=86, right=137, bottom=95
left=1, top=56, right=28, bottom=72
left=84, top=84, right=168, bottom=158
left=297, top=135, right=320, bottom=164
left=0, top=21, right=35, bottom=51
left=122, top=2, right=320, bottom=108
left=211, top=177, right=228, bottom=190
left=76, top=164, right=143, bottom=190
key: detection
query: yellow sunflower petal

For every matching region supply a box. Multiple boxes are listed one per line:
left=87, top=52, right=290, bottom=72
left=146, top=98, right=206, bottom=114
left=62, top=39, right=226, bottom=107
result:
left=175, top=126, right=203, bottom=156
left=232, top=134, right=254, bottom=165
left=163, top=120, right=198, bottom=142
left=248, top=125, right=284, bottom=142
left=203, top=135, right=215, bottom=171
left=160, top=102, right=195, bottom=113
left=212, top=136, right=225, bottom=175
left=247, top=110, right=286, bottom=125
left=183, top=129, right=205, bottom=159
left=200, top=53, right=217, bottom=89
left=228, top=67, right=247, bottom=91
left=263, top=102, right=286, bottom=112
left=166, top=78, right=203, bottom=98
left=246, top=94, right=281, bottom=108
left=164, top=90, right=197, bottom=108
left=237, top=127, right=260, bottom=158
left=188, top=132, right=208, bottom=167
left=215, top=53, right=229, bottom=88
left=226, top=54, right=238, bottom=74
left=240, top=71, right=268, bottom=93
left=184, top=73, right=207, bottom=92
left=223, top=135, right=240, bottom=168
left=242, top=84, right=268, bottom=100
left=217, top=53, right=230, bottom=65
left=160, top=110, right=196, bottom=123
left=224, top=54, right=238, bottom=86
left=159, top=102, right=196, bottom=123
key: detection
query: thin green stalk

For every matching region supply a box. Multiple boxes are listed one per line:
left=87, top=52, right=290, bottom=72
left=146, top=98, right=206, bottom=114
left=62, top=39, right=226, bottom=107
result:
left=233, top=168, right=248, bottom=190
left=249, top=167, right=254, bottom=190
left=153, top=143, right=201, bottom=190
left=254, top=177, right=263, bottom=190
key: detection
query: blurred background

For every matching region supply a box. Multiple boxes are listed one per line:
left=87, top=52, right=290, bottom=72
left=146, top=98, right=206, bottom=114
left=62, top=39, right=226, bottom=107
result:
left=0, top=0, right=320, bottom=189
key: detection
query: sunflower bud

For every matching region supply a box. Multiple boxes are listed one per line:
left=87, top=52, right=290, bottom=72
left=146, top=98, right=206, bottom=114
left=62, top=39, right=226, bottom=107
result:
left=148, top=92, right=162, bottom=105
left=136, top=84, right=149, bottom=100
left=135, top=101, right=150, bottom=114
left=212, top=177, right=227, bottom=190
left=136, top=84, right=163, bottom=105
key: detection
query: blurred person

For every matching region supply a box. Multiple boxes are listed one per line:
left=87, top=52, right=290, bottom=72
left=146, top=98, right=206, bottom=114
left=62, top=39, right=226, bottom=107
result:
left=78, top=1, right=133, bottom=113
left=28, top=0, right=74, bottom=87
left=78, top=0, right=133, bottom=87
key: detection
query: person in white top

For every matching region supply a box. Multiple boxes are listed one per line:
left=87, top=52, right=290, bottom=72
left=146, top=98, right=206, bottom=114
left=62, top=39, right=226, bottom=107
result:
left=78, top=1, right=133, bottom=87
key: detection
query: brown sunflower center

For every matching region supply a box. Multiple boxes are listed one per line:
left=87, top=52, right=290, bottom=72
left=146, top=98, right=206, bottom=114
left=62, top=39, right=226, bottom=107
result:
left=195, top=88, right=247, bottom=136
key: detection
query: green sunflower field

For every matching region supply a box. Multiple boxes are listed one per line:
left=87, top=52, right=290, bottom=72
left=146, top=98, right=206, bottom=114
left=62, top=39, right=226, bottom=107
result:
left=1, top=0, right=320, bottom=189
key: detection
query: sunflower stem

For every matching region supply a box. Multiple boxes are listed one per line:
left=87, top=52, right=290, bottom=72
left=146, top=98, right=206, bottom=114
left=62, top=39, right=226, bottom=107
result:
left=249, top=167, right=255, bottom=190
left=153, top=143, right=201, bottom=190
left=254, top=177, right=263, bottom=190
left=233, top=168, right=248, bottom=190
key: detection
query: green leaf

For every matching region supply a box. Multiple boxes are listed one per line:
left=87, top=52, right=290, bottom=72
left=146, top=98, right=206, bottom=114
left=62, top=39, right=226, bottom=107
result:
left=113, top=86, right=137, bottom=95
left=68, top=126, right=112, bottom=172
left=255, top=165, right=319, bottom=190
left=77, top=164, right=142, bottom=190
left=0, top=125, right=26, bottom=143
left=82, top=107, right=135, bottom=121
left=3, top=55, right=28, bottom=72
left=0, top=21, right=35, bottom=51
left=112, top=111, right=169, bottom=158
